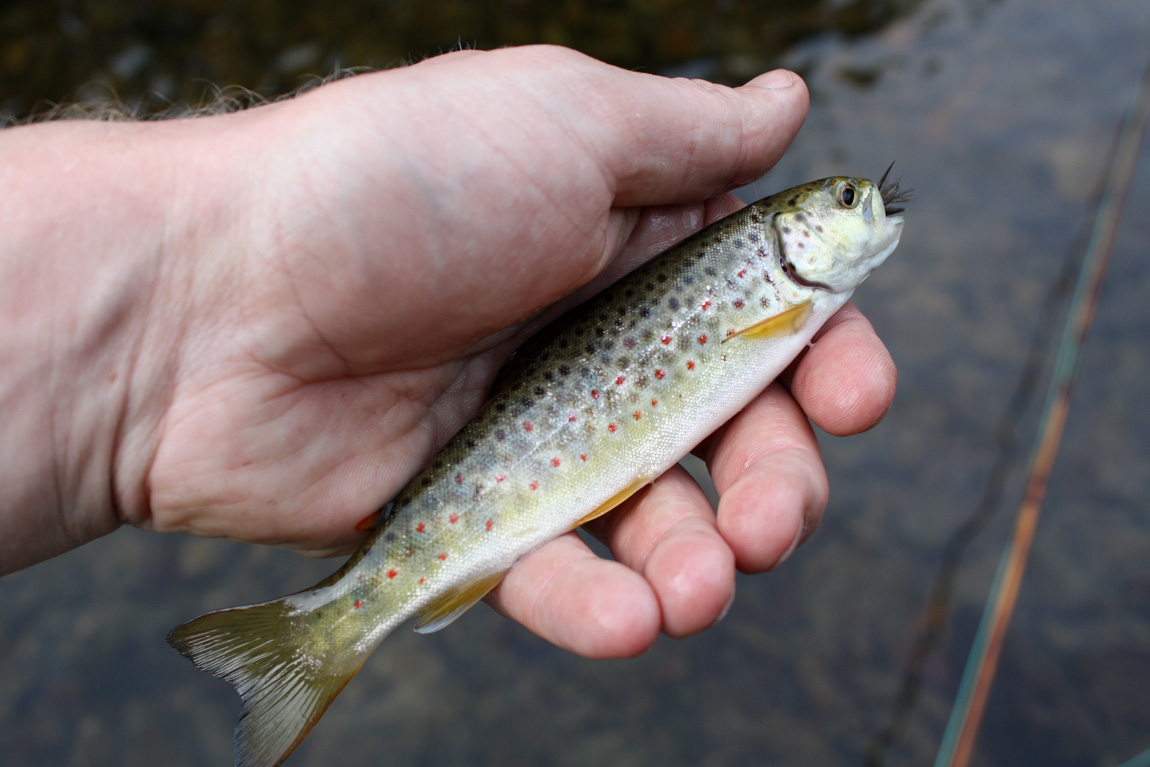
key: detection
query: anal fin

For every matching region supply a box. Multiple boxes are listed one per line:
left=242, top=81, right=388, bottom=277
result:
left=723, top=301, right=813, bottom=342
left=414, top=571, right=507, bottom=634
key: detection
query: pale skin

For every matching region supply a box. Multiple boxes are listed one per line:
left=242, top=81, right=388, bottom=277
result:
left=0, top=46, right=895, bottom=658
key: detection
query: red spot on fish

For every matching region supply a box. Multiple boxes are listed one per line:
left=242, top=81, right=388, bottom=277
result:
left=358, top=574, right=368, bottom=583
left=687, top=360, right=696, bottom=370
left=591, top=389, right=601, bottom=400
left=698, top=335, right=708, bottom=344
left=624, top=337, right=636, bottom=349
left=449, top=513, right=459, bottom=524
left=485, top=519, right=494, bottom=531
left=633, top=411, right=642, bottom=420
left=654, top=369, right=665, bottom=379
left=523, top=421, right=533, bottom=432
left=608, top=423, right=618, bottom=433
left=387, top=569, right=398, bottom=579
left=568, top=414, right=577, bottom=422
left=727, top=329, right=737, bottom=336
left=455, top=473, right=464, bottom=484
left=701, top=300, right=711, bottom=310
left=437, top=552, right=448, bottom=561
left=419, top=577, right=426, bottom=585
left=354, top=599, right=364, bottom=609
left=530, top=480, right=539, bottom=491
left=495, top=474, right=505, bottom=483
left=651, top=399, right=658, bottom=406
left=416, top=522, right=426, bottom=533
left=661, top=336, right=672, bottom=345
left=580, top=454, right=588, bottom=461
left=615, top=375, right=625, bottom=386
left=738, top=269, right=747, bottom=278
left=734, top=299, right=745, bottom=308
left=551, top=457, right=561, bottom=467
left=354, top=510, right=381, bottom=532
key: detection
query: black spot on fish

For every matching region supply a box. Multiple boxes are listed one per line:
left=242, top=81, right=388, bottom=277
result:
left=465, top=439, right=476, bottom=448
left=781, top=226, right=791, bottom=234
left=543, top=372, right=553, bottom=382
left=603, top=339, right=616, bottom=350
left=617, top=306, right=627, bottom=317
left=495, top=429, right=506, bottom=441
left=559, top=365, right=571, bottom=376
left=616, top=356, right=629, bottom=368
left=704, top=266, right=716, bottom=276
left=421, top=477, right=432, bottom=487
left=668, top=297, right=680, bottom=310
left=432, top=459, right=444, bottom=469
left=656, top=273, right=668, bottom=283
left=595, top=327, right=605, bottom=338
left=645, top=282, right=656, bottom=292
left=683, top=274, right=695, bottom=285
left=748, top=231, right=761, bottom=243
left=585, top=343, right=597, bottom=355
left=624, top=288, right=635, bottom=299
left=495, top=402, right=506, bottom=412
left=733, top=238, right=746, bottom=249
left=639, top=307, right=650, bottom=318
left=521, top=397, right=533, bottom=408
left=534, top=385, right=545, bottom=396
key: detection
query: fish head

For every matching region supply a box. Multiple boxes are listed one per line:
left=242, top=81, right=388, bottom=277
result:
left=772, top=176, right=904, bottom=294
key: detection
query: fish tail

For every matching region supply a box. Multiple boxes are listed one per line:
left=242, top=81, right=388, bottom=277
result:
left=167, top=598, right=369, bottom=767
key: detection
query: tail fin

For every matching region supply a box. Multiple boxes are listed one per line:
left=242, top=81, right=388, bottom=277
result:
left=168, top=599, right=367, bottom=767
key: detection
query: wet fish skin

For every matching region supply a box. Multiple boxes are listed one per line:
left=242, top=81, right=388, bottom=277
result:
left=167, top=176, right=904, bottom=767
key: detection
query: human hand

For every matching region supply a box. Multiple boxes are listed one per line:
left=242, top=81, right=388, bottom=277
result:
left=0, top=46, right=895, bottom=657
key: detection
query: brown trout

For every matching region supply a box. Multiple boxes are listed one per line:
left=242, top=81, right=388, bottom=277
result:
left=168, top=173, right=906, bottom=767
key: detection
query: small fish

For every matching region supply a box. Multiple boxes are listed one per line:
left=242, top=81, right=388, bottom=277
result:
left=168, top=174, right=906, bottom=767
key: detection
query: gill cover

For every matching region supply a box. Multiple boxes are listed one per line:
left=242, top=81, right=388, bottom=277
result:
left=774, top=177, right=904, bottom=294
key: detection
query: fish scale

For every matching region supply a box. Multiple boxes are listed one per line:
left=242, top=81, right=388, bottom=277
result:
left=168, top=174, right=906, bottom=767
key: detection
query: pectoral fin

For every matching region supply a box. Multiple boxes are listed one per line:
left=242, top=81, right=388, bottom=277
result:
left=414, top=571, right=507, bottom=634
left=723, top=301, right=813, bottom=343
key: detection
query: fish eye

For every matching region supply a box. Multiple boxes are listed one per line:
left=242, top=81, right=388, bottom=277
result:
left=837, top=182, right=858, bottom=208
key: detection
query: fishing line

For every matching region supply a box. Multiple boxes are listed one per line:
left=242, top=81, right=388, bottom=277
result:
left=862, top=58, right=1150, bottom=767
left=935, top=58, right=1150, bottom=767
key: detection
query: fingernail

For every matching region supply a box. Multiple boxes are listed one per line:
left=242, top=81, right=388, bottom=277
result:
left=748, top=69, right=796, bottom=90
left=776, top=518, right=807, bottom=566
left=711, top=582, right=737, bottom=628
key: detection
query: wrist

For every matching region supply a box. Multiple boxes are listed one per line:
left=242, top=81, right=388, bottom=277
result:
left=0, top=116, right=248, bottom=572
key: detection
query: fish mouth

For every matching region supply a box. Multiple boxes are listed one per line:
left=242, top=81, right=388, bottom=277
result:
left=779, top=248, right=833, bottom=291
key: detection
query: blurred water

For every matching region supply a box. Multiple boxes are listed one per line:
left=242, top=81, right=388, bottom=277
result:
left=2, top=1, right=1148, bottom=765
